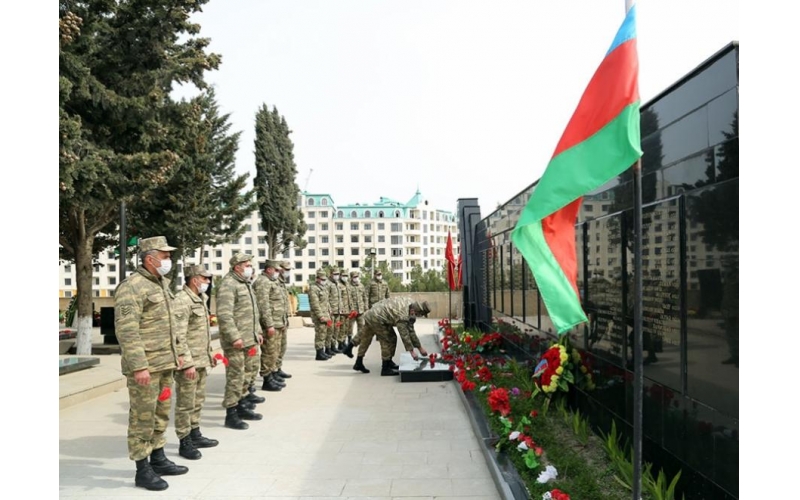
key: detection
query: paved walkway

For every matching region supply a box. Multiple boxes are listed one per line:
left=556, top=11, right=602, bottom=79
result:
left=59, top=319, right=501, bottom=499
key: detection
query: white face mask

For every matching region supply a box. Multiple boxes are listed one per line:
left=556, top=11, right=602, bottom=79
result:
left=375, top=275, right=382, bottom=281
left=242, top=267, right=253, bottom=279
left=332, top=274, right=340, bottom=281
left=199, top=283, right=209, bottom=294
left=154, top=257, right=172, bottom=276
left=281, top=271, right=289, bottom=281
left=351, top=278, right=359, bottom=284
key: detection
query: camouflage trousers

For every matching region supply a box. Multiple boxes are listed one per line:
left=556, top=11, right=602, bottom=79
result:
left=341, top=318, right=354, bottom=343
left=355, top=320, right=379, bottom=358
left=313, top=321, right=328, bottom=350
left=174, top=367, right=208, bottom=439
left=276, top=326, right=288, bottom=369
left=221, top=347, right=245, bottom=408
left=260, top=327, right=286, bottom=376
left=374, top=323, right=399, bottom=360
left=126, top=369, right=173, bottom=461
left=326, top=316, right=342, bottom=348
left=244, top=343, right=261, bottom=391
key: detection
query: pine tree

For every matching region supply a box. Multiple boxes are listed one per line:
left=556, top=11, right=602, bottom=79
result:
left=59, top=0, right=221, bottom=354
left=253, top=105, right=307, bottom=259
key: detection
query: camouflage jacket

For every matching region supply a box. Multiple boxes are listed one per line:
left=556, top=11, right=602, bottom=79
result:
left=348, top=281, right=368, bottom=314
left=114, top=266, right=189, bottom=376
left=216, top=271, right=261, bottom=348
left=309, top=281, right=331, bottom=323
left=326, top=280, right=343, bottom=315
left=363, top=296, right=419, bottom=350
left=368, top=279, right=390, bottom=307
left=337, top=280, right=351, bottom=313
left=253, top=273, right=289, bottom=330
left=173, top=285, right=213, bottom=369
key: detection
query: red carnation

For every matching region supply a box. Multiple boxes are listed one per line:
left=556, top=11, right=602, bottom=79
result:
left=248, top=347, right=257, bottom=357
left=157, top=386, right=172, bottom=402
left=487, top=388, right=511, bottom=416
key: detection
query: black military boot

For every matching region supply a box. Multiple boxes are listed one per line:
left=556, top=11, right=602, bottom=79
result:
left=275, top=368, right=292, bottom=379
left=179, top=435, right=202, bottom=460
left=270, top=372, right=287, bottom=387
left=353, top=356, right=370, bottom=374
left=134, top=458, right=168, bottom=491
left=225, top=406, right=249, bottom=430
left=238, top=398, right=256, bottom=410
left=245, top=390, right=266, bottom=403
left=342, top=342, right=355, bottom=358
left=189, top=427, right=218, bottom=448
left=316, top=348, right=329, bottom=361
left=324, top=346, right=335, bottom=357
left=149, top=447, right=189, bottom=476
left=261, top=374, right=283, bottom=392
left=337, top=341, right=347, bottom=352
left=380, top=359, right=399, bottom=377
left=237, top=403, right=263, bottom=421
left=389, top=359, right=399, bottom=369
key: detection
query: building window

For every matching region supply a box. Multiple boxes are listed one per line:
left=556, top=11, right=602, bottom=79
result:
left=378, top=235, right=385, bottom=243
left=364, top=223, right=372, bottom=230
left=245, top=237, right=252, bottom=245
left=321, top=236, right=329, bottom=243
left=258, top=249, right=266, bottom=257
left=391, top=223, right=402, bottom=232
left=378, top=248, right=386, bottom=255
left=351, top=248, right=360, bottom=255
left=395, top=210, right=401, bottom=217
left=283, top=250, right=290, bottom=258
left=391, top=261, right=402, bottom=270
left=215, top=263, right=222, bottom=270
left=308, top=261, right=316, bottom=269
left=64, top=264, right=72, bottom=273
left=321, top=223, right=328, bottom=231
left=307, top=198, right=315, bottom=206
left=391, top=248, right=403, bottom=257
left=308, top=249, right=316, bottom=256
left=378, top=211, right=385, bottom=218
left=336, top=235, right=344, bottom=243
left=108, top=251, right=115, bottom=259
left=204, top=250, right=209, bottom=258
left=109, top=276, right=117, bottom=285
left=378, top=223, right=385, bottom=230
left=295, top=274, right=303, bottom=282
left=94, top=277, right=99, bottom=285
left=258, top=237, right=266, bottom=244
left=321, top=198, right=328, bottom=206
left=258, top=223, right=265, bottom=231
left=294, top=261, right=302, bottom=269
left=65, top=278, right=72, bottom=286
left=320, top=210, right=328, bottom=217
left=307, top=223, right=315, bottom=231
left=351, top=235, right=359, bottom=243
left=308, top=211, right=316, bottom=218
left=337, top=248, right=344, bottom=256
left=365, top=235, right=372, bottom=243
left=216, top=250, right=222, bottom=257
left=391, top=235, right=402, bottom=245
left=364, top=210, right=371, bottom=218
left=308, top=236, right=316, bottom=244
left=349, top=210, right=356, bottom=218
left=64, top=291, right=72, bottom=298
left=322, top=248, right=329, bottom=256
left=295, top=249, right=303, bottom=257
left=335, top=222, right=344, bottom=231
left=109, top=264, right=117, bottom=272
left=337, top=261, right=344, bottom=269
left=350, top=222, right=359, bottom=231
left=337, top=210, right=344, bottom=218
left=351, top=260, right=360, bottom=269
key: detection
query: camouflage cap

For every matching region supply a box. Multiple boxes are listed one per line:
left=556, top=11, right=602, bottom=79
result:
left=138, top=236, right=176, bottom=253
left=229, top=252, right=253, bottom=267
left=184, top=264, right=212, bottom=278
left=281, top=261, right=291, bottom=270
left=411, top=301, right=431, bottom=317
left=316, top=268, right=327, bottom=279
left=264, top=259, right=282, bottom=269
left=350, top=270, right=360, bottom=278
left=329, top=267, right=340, bottom=275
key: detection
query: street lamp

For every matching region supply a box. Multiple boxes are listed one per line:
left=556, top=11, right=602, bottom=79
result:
left=369, top=247, right=377, bottom=278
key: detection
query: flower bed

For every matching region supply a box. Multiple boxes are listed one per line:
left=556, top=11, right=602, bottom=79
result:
left=438, top=319, right=683, bottom=500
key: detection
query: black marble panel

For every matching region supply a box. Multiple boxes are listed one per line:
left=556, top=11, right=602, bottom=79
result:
left=59, top=356, right=100, bottom=375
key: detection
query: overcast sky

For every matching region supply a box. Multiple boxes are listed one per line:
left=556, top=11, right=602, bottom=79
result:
left=174, top=0, right=739, bottom=214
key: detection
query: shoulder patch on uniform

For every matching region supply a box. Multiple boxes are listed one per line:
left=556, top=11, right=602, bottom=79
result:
left=121, top=305, right=132, bottom=316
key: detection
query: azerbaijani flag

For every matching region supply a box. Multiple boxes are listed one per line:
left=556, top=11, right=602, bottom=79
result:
left=511, top=6, right=643, bottom=334
left=445, top=231, right=457, bottom=290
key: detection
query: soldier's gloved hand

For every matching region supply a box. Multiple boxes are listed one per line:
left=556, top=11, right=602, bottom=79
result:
left=267, top=327, right=276, bottom=337
left=134, top=368, right=151, bottom=386
left=184, top=366, right=197, bottom=380
left=233, top=339, right=244, bottom=350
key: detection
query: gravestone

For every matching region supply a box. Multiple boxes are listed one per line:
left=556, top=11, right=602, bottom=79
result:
left=397, top=352, right=453, bottom=383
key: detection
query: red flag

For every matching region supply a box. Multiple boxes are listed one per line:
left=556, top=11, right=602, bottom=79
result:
left=456, top=254, right=463, bottom=290
left=445, top=231, right=457, bottom=290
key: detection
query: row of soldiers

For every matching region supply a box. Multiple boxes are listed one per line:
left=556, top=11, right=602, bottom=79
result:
left=307, top=266, right=431, bottom=375
left=113, top=237, right=295, bottom=492
left=114, top=236, right=432, bottom=491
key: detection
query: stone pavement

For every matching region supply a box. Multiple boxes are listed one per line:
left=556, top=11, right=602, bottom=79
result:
left=59, top=319, right=502, bottom=499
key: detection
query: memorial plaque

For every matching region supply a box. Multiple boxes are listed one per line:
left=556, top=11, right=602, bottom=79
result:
left=397, top=352, right=454, bottom=383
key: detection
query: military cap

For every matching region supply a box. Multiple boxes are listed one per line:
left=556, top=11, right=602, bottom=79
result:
left=229, top=252, right=253, bottom=267
left=138, top=236, right=176, bottom=253
left=316, top=268, right=327, bottom=279
left=411, top=301, right=431, bottom=317
left=329, top=267, right=340, bottom=274
left=281, top=261, right=291, bottom=270
left=184, top=264, right=212, bottom=278
left=264, top=259, right=282, bottom=269
left=350, top=269, right=360, bottom=278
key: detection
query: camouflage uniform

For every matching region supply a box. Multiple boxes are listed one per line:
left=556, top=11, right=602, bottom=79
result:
left=368, top=274, right=390, bottom=308
left=172, top=275, right=214, bottom=442
left=326, top=268, right=344, bottom=352
left=336, top=274, right=351, bottom=346
left=363, top=297, right=424, bottom=359
left=277, top=261, right=293, bottom=370
left=216, top=254, right=262, bottom=410
left=347, top=271, right=368, bottom=346
left=309, top=269, right=331, bottom=353
left=253, top=260, right=290, bottom=390
left=115, top=236, right=190, bottom=489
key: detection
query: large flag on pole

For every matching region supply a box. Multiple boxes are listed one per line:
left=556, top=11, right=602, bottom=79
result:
left=510, top=5, right=643, bottom=334
left=445, top=231, right=457, bottom=290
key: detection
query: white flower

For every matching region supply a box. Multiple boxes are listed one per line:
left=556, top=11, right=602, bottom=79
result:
left=517, top=441, right=528, bottom=451
left=536, top=465, right=558, bottom=484
left=509, top=431, right=520, bottom=441
left=479, top=385, right=489, bottom=392
left=542, top=493, right=553, bottom=500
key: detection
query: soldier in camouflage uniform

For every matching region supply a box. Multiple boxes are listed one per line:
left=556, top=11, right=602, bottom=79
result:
left=254, top=260, right=289, bottom=392
left=358, top=297, right=431, bottom=376
left=342, top=271, right=368, bottom=364
left=325, top=267, right=344, bottom=356
left=115, top=236, right=191, bottom=491
left=309, top=268, right=332, bottom=361
left=216, top=253, right=264, bottom=429
left=276, top=260, right=294, bottom=376
left=336, top=270, right=352, bottom=351
left=368, top=269, right=390, bottom=308
left=172, top=265, right=219, bottom=460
